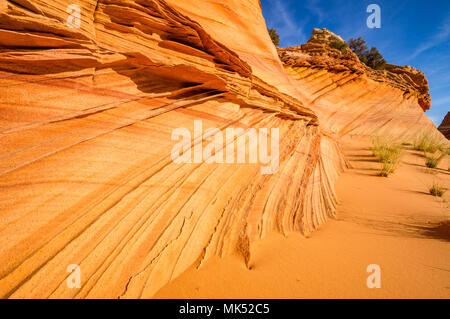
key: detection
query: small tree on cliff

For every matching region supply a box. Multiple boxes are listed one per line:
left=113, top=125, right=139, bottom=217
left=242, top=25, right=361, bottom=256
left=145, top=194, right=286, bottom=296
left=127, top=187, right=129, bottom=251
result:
left=268, top=28, right=280, bottom=46
left=329, top=35, right=349, bottom=54
left=348, top=37, right=368, bottom=63
left=366, top=47, right=387, bottom=70
left=348, top=37, right=386, bottom=70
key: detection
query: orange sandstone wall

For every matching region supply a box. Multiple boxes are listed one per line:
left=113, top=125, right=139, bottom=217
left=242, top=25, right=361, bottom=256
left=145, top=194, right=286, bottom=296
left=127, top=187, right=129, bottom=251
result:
left=278, top=29, right=445, bottom=142
left=285, top=66, right=438, bottom=140
left=0, top=0, right=346, bottom=298
left=165, top=0, right=310, bottom=101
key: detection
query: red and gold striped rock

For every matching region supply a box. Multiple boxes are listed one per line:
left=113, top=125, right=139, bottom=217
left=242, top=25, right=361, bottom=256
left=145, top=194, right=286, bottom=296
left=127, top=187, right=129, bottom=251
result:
left=0, top=1, right=445, bottom=299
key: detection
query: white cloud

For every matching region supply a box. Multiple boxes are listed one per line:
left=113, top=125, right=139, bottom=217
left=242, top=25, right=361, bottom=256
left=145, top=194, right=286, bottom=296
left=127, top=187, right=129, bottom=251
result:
left=409, top=15, right=450, bottom=60
left=431, top=96, right=450, bottom=107
left=306, top=0, right=326, bottom=23
left=270, top=0, right=308, bottom=45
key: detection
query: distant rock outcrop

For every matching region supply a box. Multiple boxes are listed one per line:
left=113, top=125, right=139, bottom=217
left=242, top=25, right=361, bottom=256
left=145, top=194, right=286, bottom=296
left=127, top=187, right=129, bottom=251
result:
left=438, top=113, right=450, bottom=139
left=279, top=28, right=431, bottom=112
left=278, top=28, right=438, bottom=138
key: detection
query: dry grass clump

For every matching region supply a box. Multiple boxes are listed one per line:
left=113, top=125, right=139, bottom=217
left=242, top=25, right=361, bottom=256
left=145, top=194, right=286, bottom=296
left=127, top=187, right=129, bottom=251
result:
left=379, top=162, right=399, bottom=177
left=413, top=133, right=449, bottom=169
left=372, top=137, right=402, bottom=177
left=425, top=155, right=442, bottom=168
left=425, top=146, right=450, bottom=169
left=429, top=181, right=446, bottom=197
left=413, top=133, right=443, bottom=153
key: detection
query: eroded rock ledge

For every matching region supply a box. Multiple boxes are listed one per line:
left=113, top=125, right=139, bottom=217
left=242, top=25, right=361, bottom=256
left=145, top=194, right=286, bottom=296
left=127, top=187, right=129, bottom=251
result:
left=278, top=28, right=431, bottom=112
left=278, top=28, right=441, bottom=140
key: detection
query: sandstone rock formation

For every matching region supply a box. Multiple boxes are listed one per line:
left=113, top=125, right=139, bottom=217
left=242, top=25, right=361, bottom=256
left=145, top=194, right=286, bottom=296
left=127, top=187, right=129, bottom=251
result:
left=0, top=2, right=445, bottom=299
left=0, top=0, right=345, bottom=298
left=438, top=112, right=450, bottom=140
left=278, top=28, right=437, bottom=139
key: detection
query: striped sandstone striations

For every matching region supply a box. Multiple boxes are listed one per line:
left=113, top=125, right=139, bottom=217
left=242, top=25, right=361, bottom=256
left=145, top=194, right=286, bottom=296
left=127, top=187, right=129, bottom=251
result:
left=0, top=0, right=345, bottom=298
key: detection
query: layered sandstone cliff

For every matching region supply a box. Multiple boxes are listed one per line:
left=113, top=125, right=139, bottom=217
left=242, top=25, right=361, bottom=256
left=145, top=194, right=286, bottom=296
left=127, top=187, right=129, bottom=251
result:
left=278, top=28, right=438, bottom=140
left=0, top=2, right=445, bottom=299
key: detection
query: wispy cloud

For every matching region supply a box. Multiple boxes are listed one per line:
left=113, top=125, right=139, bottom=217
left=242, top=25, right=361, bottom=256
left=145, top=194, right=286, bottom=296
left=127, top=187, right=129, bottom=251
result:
left=409, top=15, right=450, bottom=60
left=270, top=0, right=308, bottom=45
left=273, top=0, right=297, bottom=32
left=431, top=96, right=450, bottom=107
left=306, top=0, right=326, bottom=23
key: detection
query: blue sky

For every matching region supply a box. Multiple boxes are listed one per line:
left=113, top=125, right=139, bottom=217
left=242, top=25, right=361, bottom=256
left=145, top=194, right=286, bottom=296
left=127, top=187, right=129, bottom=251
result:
left=261, top=0, right=450, bottom=126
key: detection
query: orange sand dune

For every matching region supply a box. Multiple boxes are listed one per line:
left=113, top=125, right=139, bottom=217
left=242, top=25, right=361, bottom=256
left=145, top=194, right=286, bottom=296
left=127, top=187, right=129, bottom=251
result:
left=155, top=142, right=450, bottom=299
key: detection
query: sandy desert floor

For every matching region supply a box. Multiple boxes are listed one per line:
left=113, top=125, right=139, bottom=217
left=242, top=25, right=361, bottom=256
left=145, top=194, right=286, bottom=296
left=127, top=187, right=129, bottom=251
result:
left=154, top=142, right=450, bottom=299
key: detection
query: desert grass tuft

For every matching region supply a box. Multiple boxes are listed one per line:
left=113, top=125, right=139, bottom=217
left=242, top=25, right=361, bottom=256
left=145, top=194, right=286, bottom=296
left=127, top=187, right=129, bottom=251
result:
left=425, top=156, right=440, bottom=168
left=379, top=162, right=398, bottom=177
left=424, top=145, right=450, bottom=169
left=429, top=181, right=446, bottom=197
left=372, top=137, right=402, bottom=177
left=413, top=133, right=443, bottom=153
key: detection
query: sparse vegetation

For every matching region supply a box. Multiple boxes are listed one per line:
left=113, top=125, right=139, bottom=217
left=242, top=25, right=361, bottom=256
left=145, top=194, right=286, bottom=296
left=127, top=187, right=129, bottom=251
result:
left=372, top=137, right=403, bottom=177
left=268, top=28, right=280, bottom=47
left=366, top=47, right=386, bottom=70
left=348, top=37, right=386, bottom=70
left=329, top=35, right=348, bottom=54
left=425, top=154, right=443, bottom=168
left=379, top=162, right=398, bottom=177
left=429, top=181, right=446, bottom=197
left=425, top=146, right=450, bottom=168
left=348, top=37, right=368, bottom=60
left=413, top=133, right=449, bottom=169
left=373, top=137, right=402, bottom=163
left=425, top=156, right=439, bottom=168
left=413, top=133, right=443, bottom=153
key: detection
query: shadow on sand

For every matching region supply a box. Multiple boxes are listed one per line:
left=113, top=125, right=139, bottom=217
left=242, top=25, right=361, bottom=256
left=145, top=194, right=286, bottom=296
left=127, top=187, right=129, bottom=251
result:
left=339, top=216, right=450, bottom=242
left=419, top=221, right=450, bottom=242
